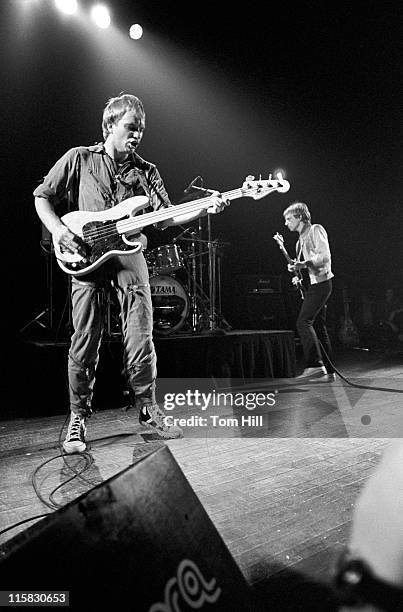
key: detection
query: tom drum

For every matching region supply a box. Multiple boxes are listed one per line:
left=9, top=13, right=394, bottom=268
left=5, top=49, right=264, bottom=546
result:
left=149, top=244, right=184, bottom=275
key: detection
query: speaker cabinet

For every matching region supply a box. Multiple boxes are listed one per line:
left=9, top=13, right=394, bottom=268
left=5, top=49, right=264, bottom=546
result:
left=245, top=292, right=289, bottom=330
left=0, top=445, right=263, bottom=611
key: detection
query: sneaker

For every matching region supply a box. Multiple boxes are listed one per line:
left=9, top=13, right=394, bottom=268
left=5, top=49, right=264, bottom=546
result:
left=296, top=366, right=327, bottom=379
left=139, top=404, right=183, bottom=439
left=312, top=372, right=337, bottom=382
left=63, top=412, right=87, bottom=454
left=322, top=372, right=337, bottom=382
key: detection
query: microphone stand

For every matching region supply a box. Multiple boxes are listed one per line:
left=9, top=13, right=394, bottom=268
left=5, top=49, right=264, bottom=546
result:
left=207, top=214, right=218, bottom=332
left=204, top=222, right=231, bottom=334
left=198, top=217, right=204, bottom=298
left=191, top=185, right=228, bottom=335
left=190, top=232, right=198, bottom=331
left=178, top=178, right=231, bottom=335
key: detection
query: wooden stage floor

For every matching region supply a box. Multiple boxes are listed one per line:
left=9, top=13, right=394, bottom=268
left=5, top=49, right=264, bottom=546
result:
left=0, top=347, right=402, bottom=609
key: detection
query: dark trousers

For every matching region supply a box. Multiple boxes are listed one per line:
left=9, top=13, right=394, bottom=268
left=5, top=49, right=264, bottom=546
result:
left=297, top=279, right=334, bottom=373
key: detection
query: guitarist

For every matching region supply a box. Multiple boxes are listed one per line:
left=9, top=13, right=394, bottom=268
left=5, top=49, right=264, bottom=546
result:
left=33, top=93, right=227, bottom=452
left=283, top=202, right=335, bottom=380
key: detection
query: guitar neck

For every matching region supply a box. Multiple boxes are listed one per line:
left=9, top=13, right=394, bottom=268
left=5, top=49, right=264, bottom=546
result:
left=116, top=187, right=258, bottom=234
left=277, top=245, right=293, bottom=265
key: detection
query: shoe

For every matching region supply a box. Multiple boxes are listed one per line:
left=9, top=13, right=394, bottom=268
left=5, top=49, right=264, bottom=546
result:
left=63, top=412, right=87, bottom=454
left=139, top=404, right=183, bottom=439
left=296, top=366, right=327, bottom=379
left=315, top=372, right=337, bottom=382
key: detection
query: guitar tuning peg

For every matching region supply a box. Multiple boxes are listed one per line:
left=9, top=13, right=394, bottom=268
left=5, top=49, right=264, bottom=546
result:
left=268, top=173, right=272, bottom=180
left=245, top=175, right=255, bottom=182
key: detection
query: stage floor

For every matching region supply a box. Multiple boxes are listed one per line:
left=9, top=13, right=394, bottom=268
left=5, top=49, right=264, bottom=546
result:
left=1, top=348, right=402, bottom=609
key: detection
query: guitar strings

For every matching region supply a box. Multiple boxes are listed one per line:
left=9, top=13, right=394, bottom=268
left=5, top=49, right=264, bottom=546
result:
left=79, top=188, right=242, bottom=241
left=77, top=191, right=231, bottom=242
left=75, top=186, right=278, bottom=244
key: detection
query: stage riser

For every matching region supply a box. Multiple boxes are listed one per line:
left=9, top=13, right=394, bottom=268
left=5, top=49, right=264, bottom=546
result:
left=13, top=330, right=295, bottom=418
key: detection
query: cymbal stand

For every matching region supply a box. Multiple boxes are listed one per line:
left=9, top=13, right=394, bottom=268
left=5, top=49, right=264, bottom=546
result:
left=177, top=220, right=231, bottom=334
left=178, top=233, right=210, bottom=332
left=190, top=232, right=198, bottom=331
left=205, top=214, right=231, bottom=333
left=198, top=217, right=204, bottom=298
left=216, top=248, right=227, bottom=328
left=207, top=214, right=217, bottom=330
left=175, top=179, right=231, bottom=333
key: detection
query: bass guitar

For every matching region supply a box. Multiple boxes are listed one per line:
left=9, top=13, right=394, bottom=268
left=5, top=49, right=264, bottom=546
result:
left=54, top=174, right=290, bottom=276
left=273, top=232, right=304, bottom=299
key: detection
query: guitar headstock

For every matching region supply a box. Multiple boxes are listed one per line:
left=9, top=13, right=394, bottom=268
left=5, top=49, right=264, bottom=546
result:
left=241, top=173, right=290, bottom=200
left=273, top=232, right=284, bottom=247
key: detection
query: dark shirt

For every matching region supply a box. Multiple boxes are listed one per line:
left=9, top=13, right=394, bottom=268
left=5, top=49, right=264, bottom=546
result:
left=33, top=143, right=171, bottom=213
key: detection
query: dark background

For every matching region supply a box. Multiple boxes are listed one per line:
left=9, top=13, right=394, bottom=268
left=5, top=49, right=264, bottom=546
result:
left=2, top=0, right=402, bottom=339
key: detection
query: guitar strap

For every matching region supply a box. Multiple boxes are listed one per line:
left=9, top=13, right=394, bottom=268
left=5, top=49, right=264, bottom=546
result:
left=84, top=147, right=155, bottom=210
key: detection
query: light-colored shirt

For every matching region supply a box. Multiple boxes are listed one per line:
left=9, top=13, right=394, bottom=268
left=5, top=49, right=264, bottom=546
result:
left=297, top=223, right=334, bottom=285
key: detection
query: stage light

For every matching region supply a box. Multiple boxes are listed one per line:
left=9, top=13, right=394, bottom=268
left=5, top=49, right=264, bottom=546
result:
left=54, top=0, right=78, bottom=15
left=129, top=24, right=143, bottom=40
left=274, top=169, right=286, bottom=181
left=91, top=4, right=111, bottom=29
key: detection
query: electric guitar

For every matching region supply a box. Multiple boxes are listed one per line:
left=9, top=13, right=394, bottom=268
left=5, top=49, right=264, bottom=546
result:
left=54, top=174, right=290, bottom=276
left=338, top=286, right=360, bottom=346
left=273, top=232, right=304, bottom=299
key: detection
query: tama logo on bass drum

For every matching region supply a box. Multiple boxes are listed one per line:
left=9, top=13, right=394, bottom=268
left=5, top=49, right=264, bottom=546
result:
left=151, top=284, right=178, bottom=295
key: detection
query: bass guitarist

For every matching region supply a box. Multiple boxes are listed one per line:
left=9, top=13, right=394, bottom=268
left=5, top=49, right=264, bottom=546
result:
left=34, top=93, right=227, bottom=452
left=283, top=202, right=336, bottom=380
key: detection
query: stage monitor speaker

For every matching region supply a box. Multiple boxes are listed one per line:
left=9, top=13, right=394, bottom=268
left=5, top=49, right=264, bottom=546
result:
left=0, top=445, right=263, bottom=611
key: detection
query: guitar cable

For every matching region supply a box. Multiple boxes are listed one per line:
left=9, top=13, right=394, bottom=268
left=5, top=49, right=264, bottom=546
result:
left=318, top=339, right=403, bottom=394
left=1, top=293, right=97, bottom=540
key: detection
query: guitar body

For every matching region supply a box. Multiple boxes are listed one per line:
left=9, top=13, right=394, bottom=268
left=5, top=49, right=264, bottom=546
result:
left=53, top=196, right=149, bottom=276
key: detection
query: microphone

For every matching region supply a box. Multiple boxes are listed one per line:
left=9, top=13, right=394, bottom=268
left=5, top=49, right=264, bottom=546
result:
left=184, top=176, right=203, bottom=194
left=173, top=227, right=195, bottom=242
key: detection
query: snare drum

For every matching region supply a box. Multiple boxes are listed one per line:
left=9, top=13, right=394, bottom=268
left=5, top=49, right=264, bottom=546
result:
left=150, top=275, right=189, bottom=335
left=150, top=244, right=184, bottom=275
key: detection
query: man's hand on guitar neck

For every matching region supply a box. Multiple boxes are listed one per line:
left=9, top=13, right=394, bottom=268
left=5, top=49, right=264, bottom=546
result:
left=162, top=191, right=229, bottom=227
left=206, top=192, right=230, bottom=214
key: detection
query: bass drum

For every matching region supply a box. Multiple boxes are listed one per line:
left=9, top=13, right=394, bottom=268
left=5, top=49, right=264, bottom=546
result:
left=150, top=275, right=189, bottom=335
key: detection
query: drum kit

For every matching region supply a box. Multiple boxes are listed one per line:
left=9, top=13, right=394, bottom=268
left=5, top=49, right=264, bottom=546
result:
left=145, top=216, right=231, bottom=335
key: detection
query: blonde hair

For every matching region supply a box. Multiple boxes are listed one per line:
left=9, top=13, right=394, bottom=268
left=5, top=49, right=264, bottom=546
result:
left=283, top=202, right=311, bottom=223
left=102, top=93, right=145, bottom=139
